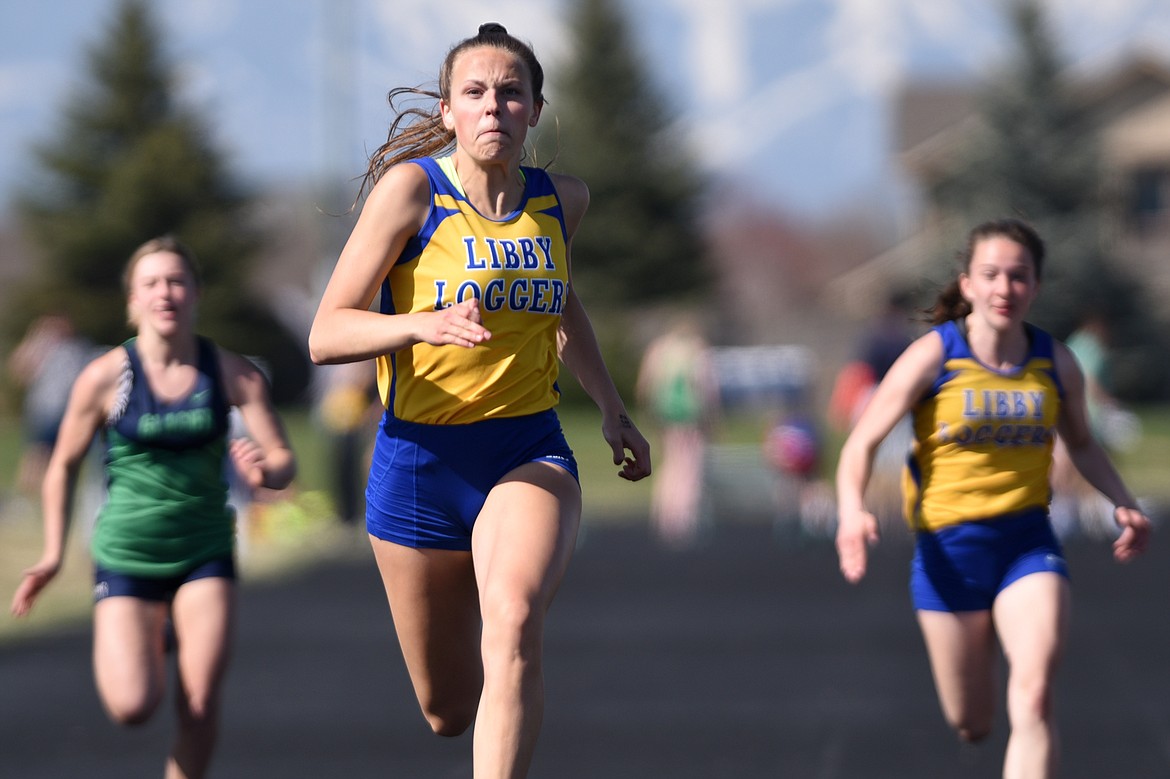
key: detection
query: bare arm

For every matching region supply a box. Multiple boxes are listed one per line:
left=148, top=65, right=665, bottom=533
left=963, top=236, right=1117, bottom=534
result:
left=835, top=331, right=942, bottom=582
left=1053, top=341, right=1151, bottom=561
left=11, top=350, right=118, bottom=616
left=559, top=286, right=651, bottom=481
left=308, top=163, right=491, bottom=365
left=220, top=349, right=297, bottom=491
left=553, top=173, right=651, bottom=482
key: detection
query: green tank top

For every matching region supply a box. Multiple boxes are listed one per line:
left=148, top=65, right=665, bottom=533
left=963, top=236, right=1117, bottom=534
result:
left=91, top=338, right=235, bottom=577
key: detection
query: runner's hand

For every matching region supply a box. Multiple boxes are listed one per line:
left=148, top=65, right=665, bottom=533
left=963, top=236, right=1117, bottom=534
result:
left=229, top=437, right=267, bottom=490
left=11, top=557, right=61, bottom=617
left=417, top=299, right=491, bottom=348
left=1113, top=505, right=1152, bottom=562
left=603, top=413, right=651, bottom=481
left=836, top=509, right=880, bottom=583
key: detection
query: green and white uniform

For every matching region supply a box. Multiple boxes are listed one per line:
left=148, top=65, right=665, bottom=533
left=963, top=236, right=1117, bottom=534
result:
left=91, top=337, right=234, bottom=578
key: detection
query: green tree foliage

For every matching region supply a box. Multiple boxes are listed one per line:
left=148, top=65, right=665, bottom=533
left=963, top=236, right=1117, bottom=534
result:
left=12, top=0, right=307, bottom=402
left=534, top=0, right=709, bottom=308
left=928, top=0, right=1167, bottom=398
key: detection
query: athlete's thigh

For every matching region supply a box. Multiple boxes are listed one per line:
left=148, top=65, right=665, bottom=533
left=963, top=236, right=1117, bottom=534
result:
left=370, top=537, right=481, bottom=701
left=170, top=576, right=236, bottom=707
left=917, top=609, right=998, bottom=725
left=472, top=461, right=582, bottom=612
left=993, top=572, right=1070, bottom=677
left=93, top=596, right=170, bottom=714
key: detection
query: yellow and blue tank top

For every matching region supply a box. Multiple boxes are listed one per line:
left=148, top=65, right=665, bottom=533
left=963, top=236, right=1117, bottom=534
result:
left=91, top=337, right=234, bottom=577
left=902, top=321, right=1064, bottom=532
left=376, top=156, right=570, bottom=425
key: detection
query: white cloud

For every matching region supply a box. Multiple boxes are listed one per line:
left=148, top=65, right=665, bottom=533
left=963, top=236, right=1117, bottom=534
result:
left=166, top=0, right=239, bottom=36
left=1040, top=0, right=1170, bottom=68
left=364, top=0, right=566, bottom=77
left=820, top=0, right=1005, bottom=96
left=682, top=60, right=844, bottom=170
left=658, top=0, right=794, bottom=105
left=354, top=0, right=571, bottom=133
left=7, top=0, right=1170, bottom=215
left=824, top=1, right=908, bottom=95
left=900, top=0, right=968, bottom=40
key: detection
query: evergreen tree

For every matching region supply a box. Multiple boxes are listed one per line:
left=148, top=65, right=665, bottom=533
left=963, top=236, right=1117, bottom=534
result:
left=13, top=0, right=307, bottom=401
left=928, top=0, right=1166, bottom=398
left=535, top=0, right=708, bottom=308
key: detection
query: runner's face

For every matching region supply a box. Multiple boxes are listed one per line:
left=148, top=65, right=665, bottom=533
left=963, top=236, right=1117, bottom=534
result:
left=440, top=46, right=540, bottom=163
left=127, top=251, right=198, bottom=333
left=960, top=236, right=1039, bottom=331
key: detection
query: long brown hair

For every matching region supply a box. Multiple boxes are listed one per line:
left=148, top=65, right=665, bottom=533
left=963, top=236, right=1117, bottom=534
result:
left=357, top=23, right=545, bottom=198
left=927, top=219, right=1045, bottom=325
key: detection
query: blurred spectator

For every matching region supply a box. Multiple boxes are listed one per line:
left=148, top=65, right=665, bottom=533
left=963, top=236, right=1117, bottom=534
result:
left=7, top=314, right=94, bottom=499
left=827, top=291, right=918, bottom=526
left=636, top=317, right=718, bottom=547
left=1064, top=311, right=1140, bottom=450
left=860, top=288, right=918, bottom=383
left=1051, top=311, right=1142, bottom=537
left=763, top=391, right=835, bottom=538
left=314, top=360, right=379, bottom=523
left=829, top=289, right=917, bottom=431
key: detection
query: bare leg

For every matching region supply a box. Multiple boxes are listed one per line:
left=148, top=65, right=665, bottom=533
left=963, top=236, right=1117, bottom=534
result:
left=164, top=576, right=235, bottom=779
left=471, top=462, right=581, bottom=779
left=994, top=573, right=1069, bottom=779
left=93, top=596, right=170, bottom=725
left=651, top=426, right=703, bottom=545
left=370, top=538, right=482, bottom=736
left=917, top=609, right=999, bottom=743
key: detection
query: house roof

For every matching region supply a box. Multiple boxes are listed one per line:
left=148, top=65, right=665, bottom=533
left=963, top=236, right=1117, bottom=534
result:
left=840, top=54, right=1170, bottom=312
left=895, top=53, right=1170, bottom=177
left=893, top=82, right=977, bottom=157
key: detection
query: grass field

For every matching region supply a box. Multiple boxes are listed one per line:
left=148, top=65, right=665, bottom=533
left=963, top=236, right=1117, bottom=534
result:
left=1109, top=405, right=1170, bottom=499
left=0, top=405, right=654, bottom=645
left=2, top=403, right=1168, bottom=645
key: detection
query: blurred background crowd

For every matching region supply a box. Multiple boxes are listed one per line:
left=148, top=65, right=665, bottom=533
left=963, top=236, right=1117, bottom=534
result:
left=2, top=0, right=1169, bottom=551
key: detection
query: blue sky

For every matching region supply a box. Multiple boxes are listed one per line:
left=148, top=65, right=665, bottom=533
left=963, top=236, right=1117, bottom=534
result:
left=3, top=0, right=1170, bottom=222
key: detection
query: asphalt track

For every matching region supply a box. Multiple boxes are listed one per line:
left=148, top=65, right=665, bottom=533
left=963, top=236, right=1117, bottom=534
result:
left=2, top=519, right=1168, bottom=778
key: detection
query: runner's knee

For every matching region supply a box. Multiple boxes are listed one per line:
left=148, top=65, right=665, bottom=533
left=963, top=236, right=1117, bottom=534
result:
left=103, top=691, right=162, bottom=727
left=946, top=710, right=993, bottom=743
left=421, top=700, right=476, bottom=737
left=480, top=594, right=542, bottom=671
left=955, top=722, right=993, bottom=743
left=1007, top=673, right=1054, bottom=728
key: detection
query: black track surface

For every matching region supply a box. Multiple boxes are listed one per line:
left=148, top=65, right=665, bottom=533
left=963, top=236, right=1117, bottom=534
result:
left=3, top=521, right=1168, bottom=778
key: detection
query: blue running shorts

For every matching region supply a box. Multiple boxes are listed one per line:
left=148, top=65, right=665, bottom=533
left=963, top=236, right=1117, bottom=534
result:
left=366, top=408, right=579, bottom=551
left=94, top=556, right=236, bottom=604
left=910, top=509, right=1069, bottom=612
